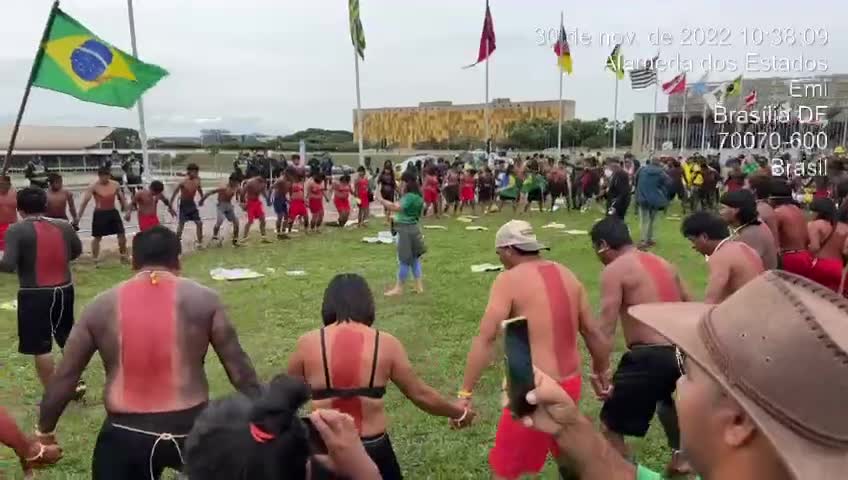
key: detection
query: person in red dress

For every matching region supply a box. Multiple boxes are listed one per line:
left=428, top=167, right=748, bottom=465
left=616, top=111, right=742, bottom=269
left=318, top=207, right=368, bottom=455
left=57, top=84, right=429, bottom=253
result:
left=355, top=166, right=371, bottom=228
left=287, top=168, right=309, bottom=234
left=422, top=167, right=440, bottom=218
left=307, top=172, right=330, bottom=233
left=333, top=174, right=353, bottom=227
left=459, top=169, right=477, bottom=215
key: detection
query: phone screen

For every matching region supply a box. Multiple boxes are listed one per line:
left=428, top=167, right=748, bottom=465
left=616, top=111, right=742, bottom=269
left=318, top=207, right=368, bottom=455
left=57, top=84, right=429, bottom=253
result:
left=301, top=416, right=328, bottom=454
left=503, top=316, right=535, bottom=418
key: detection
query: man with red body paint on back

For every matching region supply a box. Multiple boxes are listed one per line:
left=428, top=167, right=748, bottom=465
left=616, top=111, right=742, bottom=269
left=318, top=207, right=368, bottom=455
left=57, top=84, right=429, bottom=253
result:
left=0, top=188, right=84, bottom=395
left=770, top=179, right=813, bottom=276
left=37, top=226, right=261, bottom=480
left=0, top=174, right=17, bottom=253
left=589, top=216, right=694, bottom=477
left=458, top=220, right=610, bottom=480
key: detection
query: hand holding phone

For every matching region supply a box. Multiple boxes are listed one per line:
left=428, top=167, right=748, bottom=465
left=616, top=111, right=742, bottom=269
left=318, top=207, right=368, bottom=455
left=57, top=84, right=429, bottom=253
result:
left=502, top=316, right=536, bottom=418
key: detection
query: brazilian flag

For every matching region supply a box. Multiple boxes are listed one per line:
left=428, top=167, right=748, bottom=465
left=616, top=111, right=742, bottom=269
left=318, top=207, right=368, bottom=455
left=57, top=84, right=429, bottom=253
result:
left=31, top=7, right=168, bottom=108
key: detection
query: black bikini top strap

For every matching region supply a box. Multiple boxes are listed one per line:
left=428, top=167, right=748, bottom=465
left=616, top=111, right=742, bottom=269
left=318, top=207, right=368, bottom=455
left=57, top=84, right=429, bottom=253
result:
left=320, top=328, right=332, bottom=390
left=368, top=330, right=380, bottom=389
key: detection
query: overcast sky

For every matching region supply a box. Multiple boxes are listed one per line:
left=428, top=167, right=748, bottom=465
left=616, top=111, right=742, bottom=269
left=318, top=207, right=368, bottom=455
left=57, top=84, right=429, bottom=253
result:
left=1, top=0, right=844, bottom=136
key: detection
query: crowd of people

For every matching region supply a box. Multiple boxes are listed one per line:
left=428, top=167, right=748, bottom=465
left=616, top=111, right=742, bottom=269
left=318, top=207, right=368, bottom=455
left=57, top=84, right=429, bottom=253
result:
left=1, top=147, right=848, bottom=479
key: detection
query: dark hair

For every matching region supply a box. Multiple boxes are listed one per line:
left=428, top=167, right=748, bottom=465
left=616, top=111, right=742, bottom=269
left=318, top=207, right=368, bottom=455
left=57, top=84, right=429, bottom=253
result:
left=16, top=188, right=47, bottom=214
left=321, top=274, right=375, bottom=326
left=746, top=174, right=771, bottom=199
left=313, top=172, right=325, bottom=182
left=357, top=166, right=365, bottom=174
left=132, top=226, right=181, bottom=270
left=769, top=179, right=799, bottom=206
left=720, top=190, right=760, bottom=226
left=681, top=211, right=729, bottom=240
left=383, top=160, right=392, bottom=170
left=229, top=174, right=240, bottom=183
left=810, top=197, right=837, bottom=224
left=97, top=166, right=111, bottom=176
left=185, top=375, right=310, bottom=480
left=590, top=216, right=633, bottom=249
left=150, top=180, right=165, bottom=193
left=0, top=175, right=10, bottom=182
left=401, top=171, right=420, bottom=195
left=48, top=173, right=62, bottom=184
left=340, top=174, right=351, bottom=183
left=187, top=163, right=199, bottom=171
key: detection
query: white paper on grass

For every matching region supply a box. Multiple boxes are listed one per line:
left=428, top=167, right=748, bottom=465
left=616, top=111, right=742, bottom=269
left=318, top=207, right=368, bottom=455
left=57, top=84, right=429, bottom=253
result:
left=0, top=300, right=17, bottom=311
left=466, top=226, right=489, bottom=231
left=456, top=217, right=473, bottom=223
left=541, top=223, right=566, bottom=229
left=423, top=225, right=448, bottom=230
left=210, top=268, right=265, bottom=281
left=286, top=270, right=307, bottom=276
left=563, top=230, right=589, bottom=235
left=471, top=263, right=503, bottom=273
left=362, top=237, right=393, bottom=244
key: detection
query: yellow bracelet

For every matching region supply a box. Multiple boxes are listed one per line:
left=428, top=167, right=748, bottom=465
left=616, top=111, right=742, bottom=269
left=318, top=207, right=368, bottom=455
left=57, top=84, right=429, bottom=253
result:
left=457, top=390, right=473, bottom=399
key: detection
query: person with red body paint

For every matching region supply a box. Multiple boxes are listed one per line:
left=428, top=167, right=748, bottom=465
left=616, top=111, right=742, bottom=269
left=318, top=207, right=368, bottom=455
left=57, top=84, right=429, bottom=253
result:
left=458, top=220, right=610, bottom=480
left=45, top=174, right=79, bottom=228
left=0, top=405, right=63, bottom=477
left=287, top=168, right=310, bottom=234
left=0, top=188, right=84, bottom=396
left=307, top=172, right=330, bottom=233
left=806, top=198, right=848, bottom=293
left=125, top=180, right=176, bottom=232
left=37, top=226, right=261, bottom=480
left=287, top=274, right=474, bottom=480
left=682, top=211, right=765, bottom=304
left=589, top=216, right=694, bottom=477
left=0, top=174, right=17, bottom=253
left=78, top=167, right=129, bottom=264
left=770, top=179, right=813, bottom=277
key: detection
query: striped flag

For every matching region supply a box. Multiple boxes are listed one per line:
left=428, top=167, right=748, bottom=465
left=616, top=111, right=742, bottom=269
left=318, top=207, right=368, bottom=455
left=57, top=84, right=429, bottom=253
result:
left=553, top=21, right=572, bottom=74
left=629, top=56, right=658, bottom=90
left=605, top=44, right=624, bottom=79
left=662, top=72, right=687, bottom=95
left=464, top=2, right=496, bottom=68
left=744, top=90, right=757, bottom=110
left=703, top=82, right=727, bottom=111
left=349, top=0, right=366, bottom=60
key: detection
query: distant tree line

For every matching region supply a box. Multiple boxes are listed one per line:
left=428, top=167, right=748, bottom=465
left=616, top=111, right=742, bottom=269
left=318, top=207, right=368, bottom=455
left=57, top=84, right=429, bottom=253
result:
left=503, top=118, right=632, bottom=151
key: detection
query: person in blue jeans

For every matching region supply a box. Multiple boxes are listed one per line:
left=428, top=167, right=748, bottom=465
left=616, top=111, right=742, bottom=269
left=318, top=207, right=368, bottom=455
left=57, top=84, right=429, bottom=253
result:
left=634, top=159, right=670, bottom=249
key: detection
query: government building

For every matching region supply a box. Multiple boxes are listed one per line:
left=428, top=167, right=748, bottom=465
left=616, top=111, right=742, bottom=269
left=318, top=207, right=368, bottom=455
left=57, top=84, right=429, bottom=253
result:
left=631, top=73, right=848, bottom=154
left=354, top=98, right=576, bottom=149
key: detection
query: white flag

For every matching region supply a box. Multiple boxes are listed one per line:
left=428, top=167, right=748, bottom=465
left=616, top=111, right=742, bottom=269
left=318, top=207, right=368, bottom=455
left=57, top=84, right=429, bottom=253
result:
left=703, top=82, right=727, bottom=111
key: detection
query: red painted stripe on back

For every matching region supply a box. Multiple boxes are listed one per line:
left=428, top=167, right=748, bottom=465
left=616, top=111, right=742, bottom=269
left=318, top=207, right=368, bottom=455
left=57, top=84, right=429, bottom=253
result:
left=537, top=264, right=576, bottom=376
left=637, top=253, right=681, bottom=302
left=33, top=222, right=67, bottom=287
left=118, top=275, right=177, bottom=412
left=329, top=329, right=365, bottom=432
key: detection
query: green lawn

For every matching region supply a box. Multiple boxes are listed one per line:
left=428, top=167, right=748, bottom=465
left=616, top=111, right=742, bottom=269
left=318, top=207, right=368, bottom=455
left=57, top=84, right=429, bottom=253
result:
left=0, top=205, right=706, bottom=479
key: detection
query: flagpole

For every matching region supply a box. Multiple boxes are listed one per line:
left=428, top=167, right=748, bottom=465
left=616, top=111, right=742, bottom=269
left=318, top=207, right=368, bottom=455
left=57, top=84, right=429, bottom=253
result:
left=2, top=0, right=60, bottom=176
left=842, top=114, right=848, bottom=147
left=556, top=11, right=564, bottom=160
left=485, top=37, right=490, bottom=152
left=700, top=102, right=708, bottom=152
left=612, top=76, right=619, bottom=153
left=354, top=50, right=365, bottom=166
left=680, top=86, right=687, bottom=154
left=127, top=0, right=151, bottom=182
left=652, top=74, right=659, bottom=155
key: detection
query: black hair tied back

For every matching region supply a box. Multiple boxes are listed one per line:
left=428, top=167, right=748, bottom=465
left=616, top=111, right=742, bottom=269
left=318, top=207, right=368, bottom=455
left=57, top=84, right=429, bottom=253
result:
left=249, top=375, right=310, bottom=436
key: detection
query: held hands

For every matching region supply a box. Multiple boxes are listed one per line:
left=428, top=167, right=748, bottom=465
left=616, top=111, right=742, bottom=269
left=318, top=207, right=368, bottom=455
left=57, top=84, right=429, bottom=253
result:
left=589, top=369, right=613, bottom=401
left=449, top=400, right=476, bottom=429
left=22, top=432, right=63, bottom=478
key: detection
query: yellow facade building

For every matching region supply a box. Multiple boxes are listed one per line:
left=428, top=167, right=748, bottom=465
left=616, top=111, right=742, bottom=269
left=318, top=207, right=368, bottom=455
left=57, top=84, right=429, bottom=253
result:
left=354, top=98, right=576, bottom=148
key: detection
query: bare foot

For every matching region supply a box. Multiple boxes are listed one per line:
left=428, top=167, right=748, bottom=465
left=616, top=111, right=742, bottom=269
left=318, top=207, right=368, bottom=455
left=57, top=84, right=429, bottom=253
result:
left=384, top=287, right=404, bottom=297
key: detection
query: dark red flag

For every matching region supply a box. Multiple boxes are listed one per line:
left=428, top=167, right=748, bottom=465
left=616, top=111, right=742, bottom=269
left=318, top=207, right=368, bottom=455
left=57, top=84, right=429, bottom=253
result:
left=464, top=3, right=496, bottom=68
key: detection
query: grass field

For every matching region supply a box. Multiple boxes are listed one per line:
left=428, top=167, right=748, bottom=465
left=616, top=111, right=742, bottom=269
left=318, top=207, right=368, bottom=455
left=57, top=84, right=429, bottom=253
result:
left=0, top=205, right=707, bottom=479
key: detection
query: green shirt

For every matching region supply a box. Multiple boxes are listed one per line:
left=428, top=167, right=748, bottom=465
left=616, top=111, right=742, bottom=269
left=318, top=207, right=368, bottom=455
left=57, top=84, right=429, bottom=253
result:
left=637, top=465, right=700, bottom=480
left=395, top=193, right=423, bottom=224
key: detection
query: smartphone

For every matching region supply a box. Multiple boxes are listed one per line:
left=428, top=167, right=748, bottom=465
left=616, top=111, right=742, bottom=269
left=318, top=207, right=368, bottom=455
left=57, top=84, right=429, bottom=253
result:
left=502, top=316, right=535, bottom=418
left=301, top=416, right=328, bottom=454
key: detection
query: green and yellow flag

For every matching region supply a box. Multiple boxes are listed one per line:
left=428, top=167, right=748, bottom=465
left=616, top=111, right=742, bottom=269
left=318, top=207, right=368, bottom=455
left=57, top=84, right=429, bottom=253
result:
left=725, top=75, right=743, bottom=98
left=605, top=44, right=624, bottom=80
left=31, top=7, right=168, bottom=109
left=349, top=0, right=366, bottom=60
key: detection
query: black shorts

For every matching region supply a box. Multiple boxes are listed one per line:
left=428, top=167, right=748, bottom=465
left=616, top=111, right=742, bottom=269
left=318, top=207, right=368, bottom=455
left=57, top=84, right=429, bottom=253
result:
left=126, top=176, right=142, bottom=188
left=311, top=432, right=402, bottom=480
left=548, top=182, right=566, bottom=198
left=92, top=209, right=125, bottom=238
left=17, top=284, right=75, bottom=355
left=478, top=188, right=493, bottom=202
left=527, top=189, right=543, bottom=202
left=92, top=403, right=205, bottom=480
left=179, top=200, right=201, bottom=223
left=443, top=185, right=459, bottom=204
left=600, top=345, right=680, bottom=437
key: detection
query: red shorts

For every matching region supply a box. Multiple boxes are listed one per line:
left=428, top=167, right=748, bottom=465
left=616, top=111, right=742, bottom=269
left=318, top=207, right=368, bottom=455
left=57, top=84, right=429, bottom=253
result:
left=489, top=376, right=582, bottom=479
left=461, top=186, right=475, bottom=202
left=0, top=223, right=9, bottom=250
left=334, top=197, right=350, bottom=213
left=289, top=199, right=308, bottom=219
left=814, top=188, right=830, bottom=199
left=781, top=250, right=814, bottom=278
left=138, top=214, right=160, bottom=232
left=246, top=199, right=265, bottom=222
left=424, top=189, right=438, bottom=204
left=358, top=193, right=369, bottom=210
left=309, top=197, right=324, bottom=214
left=809, top=257, right=844, bottom=292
